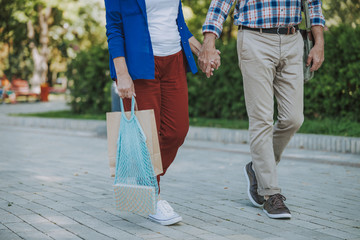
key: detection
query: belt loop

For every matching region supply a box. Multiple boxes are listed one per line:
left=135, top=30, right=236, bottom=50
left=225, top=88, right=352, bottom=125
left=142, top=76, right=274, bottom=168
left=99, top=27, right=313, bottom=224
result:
left=260, top=28, right=262, bottom=34
left=240, top=25, right=243, bottom=32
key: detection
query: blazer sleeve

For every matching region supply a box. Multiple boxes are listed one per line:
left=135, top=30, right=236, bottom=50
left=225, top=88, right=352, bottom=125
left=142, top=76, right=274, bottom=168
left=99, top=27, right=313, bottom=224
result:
left=105, top=0, right=125, bottom=59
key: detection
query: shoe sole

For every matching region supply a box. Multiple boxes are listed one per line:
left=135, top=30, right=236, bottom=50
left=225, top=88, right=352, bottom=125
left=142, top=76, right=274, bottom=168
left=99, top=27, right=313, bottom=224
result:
left=148, top=215, right=182, bottom=226
left=243, top=165, right=263, bottom=208
left=263, top=209, right=291, bottom=219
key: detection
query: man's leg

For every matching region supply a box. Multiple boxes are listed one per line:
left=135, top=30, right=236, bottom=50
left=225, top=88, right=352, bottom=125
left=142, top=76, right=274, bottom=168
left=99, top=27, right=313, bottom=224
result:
left=237, top=30, right=281, bottom=196
left=273, top=32, right=304, bottom=163
left=238, top=29, right=293, bottom=219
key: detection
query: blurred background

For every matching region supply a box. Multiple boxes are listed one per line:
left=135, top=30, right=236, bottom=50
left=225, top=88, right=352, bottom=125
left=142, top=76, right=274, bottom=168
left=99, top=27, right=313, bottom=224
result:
left=0, top=0, right=359, bottom=137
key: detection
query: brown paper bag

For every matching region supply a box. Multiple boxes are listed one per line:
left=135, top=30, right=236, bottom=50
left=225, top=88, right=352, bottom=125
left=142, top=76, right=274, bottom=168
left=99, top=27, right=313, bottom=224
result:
left=106, top=109, right=163, bottom=177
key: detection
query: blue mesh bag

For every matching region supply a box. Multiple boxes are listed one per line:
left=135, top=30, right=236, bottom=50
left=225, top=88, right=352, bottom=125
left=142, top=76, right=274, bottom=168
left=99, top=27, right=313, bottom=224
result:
left=113, top=97, right=158, bottom=214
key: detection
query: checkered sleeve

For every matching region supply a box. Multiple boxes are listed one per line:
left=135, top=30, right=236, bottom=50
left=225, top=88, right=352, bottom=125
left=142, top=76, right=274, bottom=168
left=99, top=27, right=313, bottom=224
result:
left=308, top=0, right=325, bottom=27
left=202, top=0, right=236, bottom=38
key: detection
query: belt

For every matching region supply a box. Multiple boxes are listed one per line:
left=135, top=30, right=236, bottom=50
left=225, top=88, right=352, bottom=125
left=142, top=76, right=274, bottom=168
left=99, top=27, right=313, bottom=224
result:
left=238, top=25, right=299, bottom=35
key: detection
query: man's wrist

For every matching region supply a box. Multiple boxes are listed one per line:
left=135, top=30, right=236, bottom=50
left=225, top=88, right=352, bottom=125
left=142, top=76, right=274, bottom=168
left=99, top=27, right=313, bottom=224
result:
left=203, top=32, right=217, bottom=48
left=311, top=26, right=324, bottom=42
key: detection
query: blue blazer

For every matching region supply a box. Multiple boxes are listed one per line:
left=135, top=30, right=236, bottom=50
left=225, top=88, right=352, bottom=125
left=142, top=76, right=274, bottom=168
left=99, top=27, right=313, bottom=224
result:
left=105, top=0, right=198, bottom=81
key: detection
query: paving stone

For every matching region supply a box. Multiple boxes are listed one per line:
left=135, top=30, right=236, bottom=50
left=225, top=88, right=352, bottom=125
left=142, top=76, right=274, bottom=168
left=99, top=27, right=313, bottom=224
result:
left=61, top=224, right=122, bottom=240
left=0, top=229, right=23, bottom=240
left=16, top=231, right=53, bottom=240
left=0, top=212, right=23, bottom=224
left=46, top=229, right=83, bottom=240
left=316, top=227, right=359, bottom=239
left=0, top=224, right=7, bottom=230
left=4, top=221, right=39, bottom=234
left=18, top=214, right=50, bottom=223
left=197, top=233, right=231, bottom=240
left=227, top=235, right=260, bottom=240
left=3, top=204, right=35, bottom=216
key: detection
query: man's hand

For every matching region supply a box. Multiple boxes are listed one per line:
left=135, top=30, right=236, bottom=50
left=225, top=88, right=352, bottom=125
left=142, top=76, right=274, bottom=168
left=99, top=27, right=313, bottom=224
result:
left=117, top=72, right=135, bottom=99
left=198, top=33, right=221, bottom=78
left=307, top=25, right=325, bottom=72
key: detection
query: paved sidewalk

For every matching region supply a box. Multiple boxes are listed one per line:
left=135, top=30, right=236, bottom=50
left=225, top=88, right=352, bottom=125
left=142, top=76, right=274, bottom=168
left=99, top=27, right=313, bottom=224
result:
left=1, top=124, right=359, bottom=240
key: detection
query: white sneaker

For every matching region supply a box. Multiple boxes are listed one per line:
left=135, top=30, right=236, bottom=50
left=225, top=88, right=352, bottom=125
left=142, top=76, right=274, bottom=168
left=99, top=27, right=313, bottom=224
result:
left=148, top=200, right=182, bottom=225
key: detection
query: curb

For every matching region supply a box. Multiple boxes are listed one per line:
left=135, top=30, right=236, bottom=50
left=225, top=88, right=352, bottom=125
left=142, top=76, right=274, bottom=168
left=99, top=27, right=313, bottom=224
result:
left=187, top=127, right=360, bottom=155
left=1, top=116, right=106, bottom=137
left=1, top=115, right=360, bottom=155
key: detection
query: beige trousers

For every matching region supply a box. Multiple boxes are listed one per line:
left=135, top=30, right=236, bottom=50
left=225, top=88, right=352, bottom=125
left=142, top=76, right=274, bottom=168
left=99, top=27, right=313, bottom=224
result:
left=237, top=29, right=304, bottom=196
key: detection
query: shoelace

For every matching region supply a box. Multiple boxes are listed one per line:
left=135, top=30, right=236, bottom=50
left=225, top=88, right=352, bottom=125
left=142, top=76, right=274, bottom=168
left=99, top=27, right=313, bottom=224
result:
left=268, top=194, right=287, bottom=208
left=158, top=200, right=174, bottom=215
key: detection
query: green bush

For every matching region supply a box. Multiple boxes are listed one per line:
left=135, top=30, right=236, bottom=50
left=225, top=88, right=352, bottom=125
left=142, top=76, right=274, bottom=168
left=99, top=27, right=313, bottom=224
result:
left=304, top=24, right=360, bottom=121
left=67, top=44, right=112, bottom=114
left=188, top=24, right=360, bottom=122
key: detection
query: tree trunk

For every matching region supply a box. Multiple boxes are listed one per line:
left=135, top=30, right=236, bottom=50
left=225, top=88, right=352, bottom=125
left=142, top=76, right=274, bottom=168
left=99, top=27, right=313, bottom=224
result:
left=27, top=5, right=51, bottom=94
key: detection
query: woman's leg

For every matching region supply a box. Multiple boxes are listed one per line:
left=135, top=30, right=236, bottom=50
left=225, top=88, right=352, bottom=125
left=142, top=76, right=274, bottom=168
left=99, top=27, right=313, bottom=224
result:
left=123, top=51, right=188, bottom=188
left=155, top=51, right=189, bottom=183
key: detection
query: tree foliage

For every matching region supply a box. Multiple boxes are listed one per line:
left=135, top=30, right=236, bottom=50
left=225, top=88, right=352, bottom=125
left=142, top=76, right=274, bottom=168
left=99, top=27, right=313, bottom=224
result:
left=182, top=0, right=236, bottom=43
left=322, top=0, right=360, bottom=27
left=67, top=44, right=111, bottom=114
left=0, top=0, right=106, bottom=89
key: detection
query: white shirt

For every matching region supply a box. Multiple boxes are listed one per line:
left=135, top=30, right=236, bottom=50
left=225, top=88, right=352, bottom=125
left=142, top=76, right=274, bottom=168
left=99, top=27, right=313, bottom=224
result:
left=145, top=0, right=182, bottom=57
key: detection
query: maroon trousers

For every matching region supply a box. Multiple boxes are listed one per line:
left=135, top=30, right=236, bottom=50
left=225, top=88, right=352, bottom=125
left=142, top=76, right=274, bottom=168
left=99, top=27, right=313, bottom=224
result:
left=123, top=50, right=189, bottom=189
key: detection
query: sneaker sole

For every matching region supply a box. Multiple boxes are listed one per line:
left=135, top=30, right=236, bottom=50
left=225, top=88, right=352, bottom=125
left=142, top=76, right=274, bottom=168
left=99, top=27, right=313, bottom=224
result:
left=148, top=215, right=182, bottom=226
left=243, top=165, right=263, bottom=208
left=263, top=209, right=291, bottom=219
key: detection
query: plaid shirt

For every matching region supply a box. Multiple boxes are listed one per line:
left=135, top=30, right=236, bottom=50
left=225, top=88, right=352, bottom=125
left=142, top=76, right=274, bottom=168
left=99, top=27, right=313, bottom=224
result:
left=203, top=0, right=326, bottom=38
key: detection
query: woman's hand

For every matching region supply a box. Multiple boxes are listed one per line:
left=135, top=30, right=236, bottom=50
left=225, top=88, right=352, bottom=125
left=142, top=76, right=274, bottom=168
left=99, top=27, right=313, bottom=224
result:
left=117, top=72, right=136, bottom=99
left=113, top=57, right=135, bottom=99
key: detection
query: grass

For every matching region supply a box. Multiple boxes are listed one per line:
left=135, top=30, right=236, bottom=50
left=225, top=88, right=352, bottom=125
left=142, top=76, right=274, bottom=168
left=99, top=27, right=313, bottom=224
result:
left=11, top=110, right=106, bottom=120
left=10, top=111, right=360, bottom=137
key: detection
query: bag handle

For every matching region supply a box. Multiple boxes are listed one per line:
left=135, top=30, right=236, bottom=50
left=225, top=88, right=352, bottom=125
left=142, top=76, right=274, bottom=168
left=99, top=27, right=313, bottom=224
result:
left=119, top=96, right=138, bottom=119
left=302, top=0, right=311, bottom=33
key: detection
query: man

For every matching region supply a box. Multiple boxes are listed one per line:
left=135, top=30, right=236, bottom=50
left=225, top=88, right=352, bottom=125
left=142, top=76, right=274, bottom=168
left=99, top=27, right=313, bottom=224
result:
left=199, top=0, right=325, bottom=219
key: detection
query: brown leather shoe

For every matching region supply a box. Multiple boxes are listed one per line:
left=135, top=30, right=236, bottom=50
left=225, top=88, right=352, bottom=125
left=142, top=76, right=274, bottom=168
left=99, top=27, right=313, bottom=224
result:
left=244, top=162, right=265, bottom=207
left=263, top=194, right=291, bottom=219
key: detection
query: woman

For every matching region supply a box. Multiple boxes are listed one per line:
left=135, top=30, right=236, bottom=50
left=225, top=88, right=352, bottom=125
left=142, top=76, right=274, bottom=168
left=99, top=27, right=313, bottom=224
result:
left=105, top=0, right=215, bottom=226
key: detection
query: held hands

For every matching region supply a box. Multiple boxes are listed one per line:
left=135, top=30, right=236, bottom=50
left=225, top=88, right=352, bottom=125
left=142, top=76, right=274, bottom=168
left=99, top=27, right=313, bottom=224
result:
left=116, top=72, right=136, bottom=99
left=198, top=33, right=221, bottom=78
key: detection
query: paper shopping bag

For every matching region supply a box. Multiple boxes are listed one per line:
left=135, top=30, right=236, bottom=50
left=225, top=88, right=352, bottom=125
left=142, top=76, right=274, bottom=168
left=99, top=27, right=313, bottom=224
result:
left=106, top=109, right=163, bottom=177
